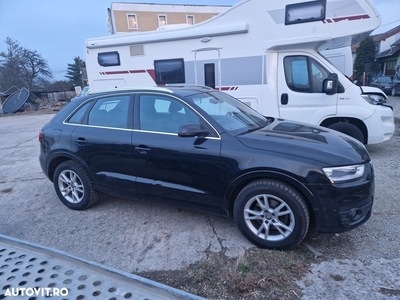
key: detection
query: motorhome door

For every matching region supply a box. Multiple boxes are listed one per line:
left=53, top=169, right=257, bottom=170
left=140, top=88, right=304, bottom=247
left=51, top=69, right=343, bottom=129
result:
left=277, top=52, right=338, bottom=125
left=193, top=48, right=221, bottom=90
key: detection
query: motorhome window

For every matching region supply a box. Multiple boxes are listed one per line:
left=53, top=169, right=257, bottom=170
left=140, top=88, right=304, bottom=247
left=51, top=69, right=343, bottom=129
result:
left=158, top=15, right=167, bottom=27
left=285, top=0, right=326, bottom=25
left=127, top=14, right=138, bottom=30
left=204, top=63, right=216, bottom=89
left=98, top=52, right=120, bottom=67
left=154, top=59, right=185, bottom=84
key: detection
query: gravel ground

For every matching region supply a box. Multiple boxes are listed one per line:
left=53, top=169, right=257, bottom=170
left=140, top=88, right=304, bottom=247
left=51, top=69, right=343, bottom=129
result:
left=297, top=96, right=400, bottom=299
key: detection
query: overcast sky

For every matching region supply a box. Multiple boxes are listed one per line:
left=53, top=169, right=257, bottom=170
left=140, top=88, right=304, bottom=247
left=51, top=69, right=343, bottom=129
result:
left=1, top=0, right=399, bottom=82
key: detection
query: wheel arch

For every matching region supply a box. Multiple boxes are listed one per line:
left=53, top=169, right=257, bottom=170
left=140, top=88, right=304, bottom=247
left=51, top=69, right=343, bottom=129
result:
left=223, top=170, right=317, bottom=225
left=320, top=117, right=368, bottom=143
left=47, top=152, right=90, bottom=183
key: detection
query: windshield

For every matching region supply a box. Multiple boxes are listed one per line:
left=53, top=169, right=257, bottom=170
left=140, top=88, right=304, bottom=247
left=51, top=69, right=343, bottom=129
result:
left=379, top=76, right=392, bottom=83
left=184, top=91, right=269, bottom=131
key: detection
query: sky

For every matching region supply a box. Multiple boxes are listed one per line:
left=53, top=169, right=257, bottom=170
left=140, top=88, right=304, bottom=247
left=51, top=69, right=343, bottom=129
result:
left=0, top=0, right=399, bottom=82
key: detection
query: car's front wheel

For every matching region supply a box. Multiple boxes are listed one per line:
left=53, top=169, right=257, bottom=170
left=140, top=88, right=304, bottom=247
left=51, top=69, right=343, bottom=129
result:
left=53, top=161, right=98, bottom=210
left=234, top=180, right=309, bottom=250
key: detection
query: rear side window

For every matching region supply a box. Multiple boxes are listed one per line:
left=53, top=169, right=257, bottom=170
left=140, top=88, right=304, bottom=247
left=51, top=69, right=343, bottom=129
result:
left=98, top=51, right=120, bottom=67
left=154, top=58, right=185, bottom=84
left=67, top=101, right=93, bottom=124
left=88, top=96, right=131, bottom=129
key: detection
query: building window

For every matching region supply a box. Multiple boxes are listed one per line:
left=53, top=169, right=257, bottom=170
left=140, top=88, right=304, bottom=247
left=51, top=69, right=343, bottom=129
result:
left=127, top=14, right=138, bottom=30
left=385, top=60, right=396, bottom=74
left=158, top=15, right=167, bottom=27
left=186, top=15, right=195, bottom=25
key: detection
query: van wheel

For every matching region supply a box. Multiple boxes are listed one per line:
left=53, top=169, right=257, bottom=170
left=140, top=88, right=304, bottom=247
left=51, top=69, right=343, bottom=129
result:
left=328, top=123, right=364, bottom=143
left=233, top=180, right=309, bottom=250
left=53, top=161, right=98, bottom=210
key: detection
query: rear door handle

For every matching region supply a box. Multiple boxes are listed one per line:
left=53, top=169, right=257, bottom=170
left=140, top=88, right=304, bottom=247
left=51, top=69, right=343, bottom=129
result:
left=75, top=137, right=88, bottom=145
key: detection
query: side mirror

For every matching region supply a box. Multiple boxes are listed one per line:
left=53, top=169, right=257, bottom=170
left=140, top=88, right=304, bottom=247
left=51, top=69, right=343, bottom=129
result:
left=178, top=122, right=205, bottom=138
left=323, top=73, right=339, bottom=95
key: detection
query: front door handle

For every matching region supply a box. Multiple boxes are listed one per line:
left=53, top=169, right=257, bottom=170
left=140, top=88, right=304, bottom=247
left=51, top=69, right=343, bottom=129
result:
left=135, top=146, right=151, bottom=154
left=281, top=93, right=289, bottom=105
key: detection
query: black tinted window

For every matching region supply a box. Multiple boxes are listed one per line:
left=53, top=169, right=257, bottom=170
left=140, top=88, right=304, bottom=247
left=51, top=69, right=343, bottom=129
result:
left=88, top=96, right=131, bottom=129
left=98, top=51, right=120, bottom=67
left=67, top=101, right=93, bottom=124
left=139, top=95, right=201, bottom=133
left=154, top=58, right=185, bottom=84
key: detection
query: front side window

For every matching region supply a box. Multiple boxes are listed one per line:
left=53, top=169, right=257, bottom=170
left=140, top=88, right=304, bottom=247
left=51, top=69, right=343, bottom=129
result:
left=284, top=56, right=329, bottom=93
left=139, top=95, right=202, bottom=134
left=88, top=96, right=131, bottom=129
left=154, top=58, right=185, bottom=84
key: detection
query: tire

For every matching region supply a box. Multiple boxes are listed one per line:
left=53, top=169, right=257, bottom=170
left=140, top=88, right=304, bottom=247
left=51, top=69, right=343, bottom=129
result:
left=53, top=160, right=98, bottom=210
left=233, top=180, right=309, bottom=250
left=392, top=87, right=397, bottom=97
left=328, top=122, right=364, bottom=144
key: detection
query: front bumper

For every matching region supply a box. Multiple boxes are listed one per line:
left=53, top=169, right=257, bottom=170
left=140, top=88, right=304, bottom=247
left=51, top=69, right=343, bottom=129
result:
left=308, top=163, right=374, bottom=233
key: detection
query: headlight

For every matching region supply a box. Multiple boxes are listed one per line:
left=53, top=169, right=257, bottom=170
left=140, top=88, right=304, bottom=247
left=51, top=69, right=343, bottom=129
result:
left=361, top=94, right=387, bottom=105
left=322, top=164, right=365, bottom=183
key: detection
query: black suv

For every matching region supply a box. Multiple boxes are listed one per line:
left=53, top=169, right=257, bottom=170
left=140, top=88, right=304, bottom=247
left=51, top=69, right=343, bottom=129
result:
left=39, top=86, right=374, bottom=250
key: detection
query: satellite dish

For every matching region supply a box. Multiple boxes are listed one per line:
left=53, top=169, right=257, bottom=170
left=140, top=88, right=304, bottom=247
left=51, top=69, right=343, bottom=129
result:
left=2, top=88, right=30, bottom=114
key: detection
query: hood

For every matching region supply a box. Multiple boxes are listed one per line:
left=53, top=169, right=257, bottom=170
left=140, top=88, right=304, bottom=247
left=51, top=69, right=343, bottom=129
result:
left=237, top=119, right=370, bottom=166
left=361, top=86, right=387, bottom=95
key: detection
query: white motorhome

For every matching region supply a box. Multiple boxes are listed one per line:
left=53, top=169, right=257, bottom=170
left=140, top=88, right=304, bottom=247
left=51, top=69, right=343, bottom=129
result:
left=85, top=0, right=395, bottom=144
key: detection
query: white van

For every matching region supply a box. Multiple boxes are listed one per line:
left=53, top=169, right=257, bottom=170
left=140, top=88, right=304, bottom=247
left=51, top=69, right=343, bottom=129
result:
left=85, top=0, right=395, bottom=144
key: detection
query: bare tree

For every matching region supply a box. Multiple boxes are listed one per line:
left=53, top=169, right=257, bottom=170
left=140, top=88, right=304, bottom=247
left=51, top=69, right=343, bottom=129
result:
left=0, top=37, right=53, bottom=91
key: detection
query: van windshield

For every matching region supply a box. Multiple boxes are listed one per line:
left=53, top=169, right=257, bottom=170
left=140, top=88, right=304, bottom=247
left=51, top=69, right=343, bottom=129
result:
left=185, top=91, right=270, bottom=132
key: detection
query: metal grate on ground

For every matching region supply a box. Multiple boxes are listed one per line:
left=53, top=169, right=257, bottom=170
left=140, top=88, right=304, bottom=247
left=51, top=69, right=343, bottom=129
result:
left=0, top=234, right=205, bottom=300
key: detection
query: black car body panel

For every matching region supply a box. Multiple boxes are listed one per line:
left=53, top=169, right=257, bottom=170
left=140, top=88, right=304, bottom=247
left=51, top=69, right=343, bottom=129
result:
left=39, top=86, right=374, bottom=248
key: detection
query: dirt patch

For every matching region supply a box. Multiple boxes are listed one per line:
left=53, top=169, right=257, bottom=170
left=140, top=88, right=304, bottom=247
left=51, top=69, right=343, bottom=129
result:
left=138, top=247, right=314, bottom=300
left=1, top=96, right=66, bottom=116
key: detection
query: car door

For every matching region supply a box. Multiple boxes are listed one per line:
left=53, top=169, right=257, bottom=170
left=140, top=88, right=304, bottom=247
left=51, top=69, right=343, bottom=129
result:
left=70, top=94, right=137, bottom=195
left=132, top=93, right=224, bottom=208
left=278, top=53, right=338, bottom=124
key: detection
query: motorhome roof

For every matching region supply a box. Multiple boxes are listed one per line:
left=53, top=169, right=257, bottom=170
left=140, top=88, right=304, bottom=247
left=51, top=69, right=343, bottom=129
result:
left=86, top=0, right=381, bottom=51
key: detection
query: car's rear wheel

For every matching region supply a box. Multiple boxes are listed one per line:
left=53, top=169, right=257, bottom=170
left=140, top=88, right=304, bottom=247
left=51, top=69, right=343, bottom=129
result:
left=53, top=161, right=98, bottom=210
left=392, top=87, right=397, bottom=97
left=233, top=180, right=309, bottom=250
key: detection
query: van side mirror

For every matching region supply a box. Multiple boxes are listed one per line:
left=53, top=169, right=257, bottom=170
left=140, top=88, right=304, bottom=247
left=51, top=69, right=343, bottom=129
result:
left=323, top=73, right=338, bottom=95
